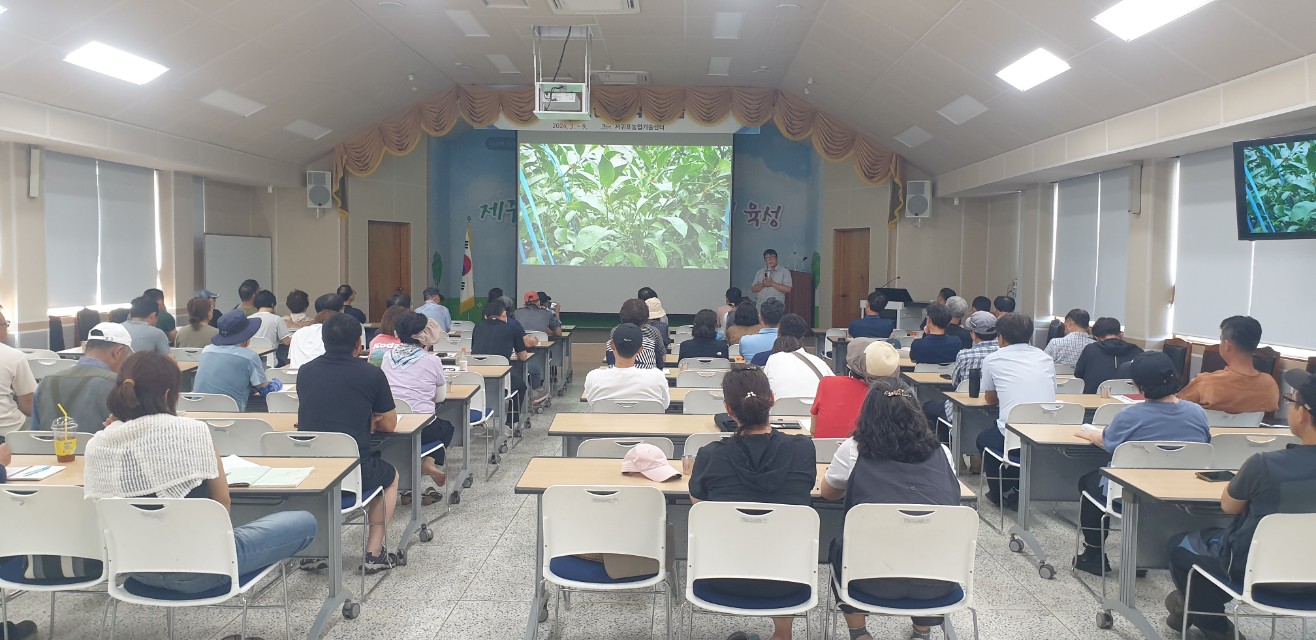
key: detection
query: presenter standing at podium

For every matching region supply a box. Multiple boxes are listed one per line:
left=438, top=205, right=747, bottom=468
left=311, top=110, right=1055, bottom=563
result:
left=750, top=249, right=792, bottom=307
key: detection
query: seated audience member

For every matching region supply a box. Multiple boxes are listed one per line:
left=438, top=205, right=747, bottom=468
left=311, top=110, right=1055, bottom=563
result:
left=193, top=311, right=273, bottom=412
left=368, top=305, right=409, bottom=351
left=33, top=323, right=132, bottom=432
left=142, top=288, right=176, bottom=344
left=250, top=290, right=291, bottom=366
left=1044, top=308, right=1094, bottom=368
left=83, top=351, right=317, bottom=592
left=0, top=306, right=34, bottom=436
left=1074, top=317, right=1141, bottom=394
left=176, top=297, right=221, bottom=348
left=122, top=296, right=172, bottom=356
left=688, top=367, right=816, bottom=640
left=909, top=302, right=963, bottom=364
left=723, top=301, right=764, bottom=346
left=645, top=297, right=671, bottom=348
left=944, top=296, right=972, bottom=350
left=820, top=378, right=961, bottom=640
left=337, top=284, right=367, bottom=324
left=288, top=293, right=343, bottom=368
left=1071, top=352, right=1210, bottom=576
left=197, top=289, right=223, bottom=328
left=752, top=311, right=808, bottom=366
left=926, top=311, right=999, bottom=441
left=716, top=287, right=741, bottom=332
left=472, top=299, right=532, bottom=422
left=1178, top=315, right=1280, bottom=415
left=236, top=279, right=260, bottom=316
left=487, top=288, right=504, bottom=305
left=387, top=292, right=413, bottom=310
left=918, top=288, right=958, bottom=331
left=296, top=314, right=400, bottom=572
left=282, top=289, right=315, bottom=330
left=737, top=298, right=785, bottom=362
left=849, top=291, right=895, bottom=339
left=971, top=296, right=992, bottom=314
left=977, top=312, right=1056, bottom=507
left=416, top=288, right=453, bottom=333
left=992, top=295, right=1016, bottom=318
left=763, top=314, right=833, bottom=399
left=584, top=323, right=670, bottom=409
left=605, top=299, right=664, bottom=369
left=517, top=291, right=562, bottom=338
left=679, top=309, right=729, bottom=360
left=812, top=338, right=899, bottom=439
left=1163, top=369, right=1316, bottom=640
left=378, top=312, right=455, bottom=495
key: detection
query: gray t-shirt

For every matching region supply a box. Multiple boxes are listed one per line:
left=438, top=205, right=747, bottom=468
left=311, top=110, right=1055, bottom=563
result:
left=122, top=319, right=171, bottom=355
left=516, top=305, right=561, bottom=335
left=753, top=266, right=792, bottom=305
left=1222, top=445, right=1316, bottom=570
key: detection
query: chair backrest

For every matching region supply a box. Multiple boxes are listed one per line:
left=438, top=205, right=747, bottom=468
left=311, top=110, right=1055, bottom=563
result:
left=679, top=357, right=731, bottom=371
left=686, top=501, right=819, bottom=608
left=1091, top=402, right=1131, bottom=426
left=1055, top=377, right=1085, bottom=394
left=0, top=485, right=106, bottom=575
left=451, top=320, right=475, bottom=333
left=265, top=391, right=299, bottom=413
left=27, top=358, right=75, bottom=381
left=259, top=430, right=358, bottom=458
left=266, top=367, right=298, bottom=385
left=1044, top=319, right=1065, bottom=346
left=954, top=380, right=970, bottom=393
left=202, top=418, right=274, bottom=457
left=1110, top=441, right=1214, bottom=470
left=448, top=370, right=489, bottom=413
left=542, top=485, right=668, bottom=583
left=588, top=399, right=667, bottom=414
left=526, top=330, right=550, bottom=343
left=682, top=389, right=728, bottom=415
left=824, top=329, right=848, bottom=357
left=6, top=430, right=93, bottom=455
left=900, top=330, right=925, bottom=340
left=1203, top=410, right=1264, bottom=428
left=676, top=369, right=727, bottom=388
left=96, top=498, right=238, bottom=599
left=1161, top=338, right=1193, bottom=388
left=1005, top=402, right=1085, bottom=451
left=1209, top=433, right=1300, bottom=469
left=20, top=348, right=60, bottom=360
left=468, top=353, right=510, bottom=366
left=1242, top=513, right=1316, bottom=596
left=913, top=363, right=954, bottom=374
left=1097, top=378, right=1138, bottom=396
left=395, top=398, right=416, bottom=414
left=812, top=438, right=846, bottom=463
left=684, top=432, right=731, bottom=456
left=1053, top=363, right=1076, bottom=376
left=247, top=336, right=274, bottom=352
left=839, top=504, right=977, bottom=590
left=178, top=392, right=240, bottom=413
left=170, top=347, right=204, bottom=362
left=727, top=343, right=740, bottom=358
left=770, top=396, right=814, bottom=416
left=671, top=334, right=690, bottom=348
left=576, top=437, right=676, bottom=459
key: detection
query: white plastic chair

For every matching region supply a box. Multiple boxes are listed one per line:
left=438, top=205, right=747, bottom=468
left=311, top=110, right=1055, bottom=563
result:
left=682, top=389, right=728, bottom=415
left=771, top=397, right=815, bottom=417
left=526, top=330, right=550, bottom=343
left=468, top=354, right=510, bottom=366
left=170, top=347, right=204, bottom=362
left=1091, top=403, right=1131, bottom=426
left=394, top=398, right=416, bottom=414
left=27, top=358, right=75, bottom=381
left=913, top=363, right=955, bottom=374
left=826, top=504, right=979, bottom=640
left=683, top=432, right=731, bottom=457
left=20, top=348, right=59, bottom=360
left=812, top=438, right=846, bottom=464
left=824, top=329, right=848, bottom=358
left=576, top=437, right=675, bottom=459
left=685, top=502, right=819, bottom=637
left=728, top=344, right=740, bottom=359
left=541, top=485, right=674, bottom=639
left=451, top=320, right=475, bottom=333
left=588, top=399, right=667, bottom=414
left=980, top=402, right=1084, bottom=531
left=1055, top=377, right=1086, bottom=394
left=247, top=336, right=274, bottom=352
left=266, top=368, right=298, bottom=385
left=5, top=431, right=93, bottom=455
left=0, top=485, right=106, bottom=638
left=676, top=369, right=726, bottom=388
left=1096, top=379, right=1138, bottom=396
left=1209, top=433, right=1300, bottom=469
left=265, top=391, right=299, bottom=413
left=447, top=371, right=493, bottom=429
left=1203, top=410, right=1265, bottom=428
left=178, top=393, right=240, bottom=413
left=96, top=497, right=292, bottom=640
left=1183, top=513, right=1316, bottom=638
left=679, top=358, right=731, bottom=371
left=1053, top=364, right=1076, bottom=376
left=201, top=418, right=274, bottom=457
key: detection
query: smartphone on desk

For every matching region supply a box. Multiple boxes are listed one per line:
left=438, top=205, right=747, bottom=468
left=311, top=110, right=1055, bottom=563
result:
left=1196, top=470, right=1236, bottom=482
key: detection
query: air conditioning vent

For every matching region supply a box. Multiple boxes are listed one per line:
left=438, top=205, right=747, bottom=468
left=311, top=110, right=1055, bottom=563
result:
left=590, top=70, right=650, bottom=85
left=549, top=0, right=638, bottom=15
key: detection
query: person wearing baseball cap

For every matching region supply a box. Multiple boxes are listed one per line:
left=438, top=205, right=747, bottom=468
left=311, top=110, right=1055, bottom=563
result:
left=193, top=310, right=271, bottom=411
left=925, top=311, right=1000, bottom=448
left=583, top=323, right=669, bottom=410
left=811, top=338, right=901, bottom=439
left=1162, top=368, right=1316, bottom=639
left=32, top=322, right=133, bottom=433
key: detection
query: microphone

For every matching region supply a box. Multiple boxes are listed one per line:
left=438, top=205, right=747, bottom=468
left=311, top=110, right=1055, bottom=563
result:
left=876, top=276, right=900, bottom=289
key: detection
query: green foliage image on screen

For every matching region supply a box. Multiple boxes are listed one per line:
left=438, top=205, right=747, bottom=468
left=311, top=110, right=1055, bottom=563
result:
left=518, top=143, right=732, bottom=268
left=1240, top=140, right=1316, bottom=235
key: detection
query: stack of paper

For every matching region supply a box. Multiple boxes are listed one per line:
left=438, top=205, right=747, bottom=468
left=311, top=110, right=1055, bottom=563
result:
left=222, top=455, right=313, bottom=488
left=6, top=466, right=65, bottom=481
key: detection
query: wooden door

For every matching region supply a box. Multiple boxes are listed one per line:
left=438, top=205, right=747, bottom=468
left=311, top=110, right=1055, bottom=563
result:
left=367, top=221, right=410, bottom=322
left=831, top=228, right=870, bottom=327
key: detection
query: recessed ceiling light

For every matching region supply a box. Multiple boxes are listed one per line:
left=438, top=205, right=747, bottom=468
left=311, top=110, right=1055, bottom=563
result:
left=378, top=1, right=406, bottom=7
left=446, top=9, right=489, bottom=37
left=199, top=89, right=266, bottom=117
left=487, top=54, right=521, bottom=74
left=775, top=3, right=801, bottom=12
left=284, top=119, right=332, bottom=140
left=0, top=6, right=8, bottom=16
left=708, top=56, right=732, bottom=76
left=895, top=126, right=933, bottom=149
left=454, top=62, right=474, bottom=70
left=996, top=48, right=1069, bottom=91
left=752, top=65, right=769, bottom=73
left=1093, top=0, right=1216, bottom=41
left=712, top=12, right=743, bottom=39
left=937, top=94, right=988, bottom=125
left=64, top=41, right=167, bottom=85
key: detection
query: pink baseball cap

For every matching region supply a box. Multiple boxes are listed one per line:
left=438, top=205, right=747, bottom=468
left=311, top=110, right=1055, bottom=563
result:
left=621, top=443, right=681, bottom=482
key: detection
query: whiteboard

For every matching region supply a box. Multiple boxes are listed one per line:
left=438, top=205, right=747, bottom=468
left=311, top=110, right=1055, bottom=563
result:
left=204, top=234, right=272, bottom=307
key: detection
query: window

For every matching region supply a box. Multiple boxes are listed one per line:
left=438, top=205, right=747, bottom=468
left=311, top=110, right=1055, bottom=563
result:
left=1052, top=167, right=1130, bottom=321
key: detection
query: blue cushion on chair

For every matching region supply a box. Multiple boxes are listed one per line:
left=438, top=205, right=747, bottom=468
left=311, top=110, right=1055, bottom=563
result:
left=421, top=441, right=445, bottom=456
left=341, top=492, right=360, bottom=510
left=470, top=409, right=491, bottom=424
left=548, top=556, right=658, bottom=584
left=1206, top=571, right=1316, bottom=611
left=121, top=567, right=272, bottom=601
left=845, top=583, right=965, bottom=610
left=691, top=579, right=812, bottom=610
left=984, top=448, right=1020, bottom=464
left=0, top=556, right=100, bottom=587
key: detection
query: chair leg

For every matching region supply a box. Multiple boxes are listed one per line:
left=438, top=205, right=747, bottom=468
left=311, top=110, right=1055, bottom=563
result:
left=970, top=607, right=980, bottom=640
left=1268, top=613, right=1276, bottom=640
left=1183, top=570, right=1194, bottom=640
left=2, top=587, right=9, bottom=640
left=48, top=591, right=55, bottom=639
left=282, top=563, right=292, bottom=640
left=665, top=580, right=675, bottom=640
left=167, top=607, right=176, bottom=640
left=107, top=598, right=119, bottom=640
left=240, top=595, right=250, bottom=640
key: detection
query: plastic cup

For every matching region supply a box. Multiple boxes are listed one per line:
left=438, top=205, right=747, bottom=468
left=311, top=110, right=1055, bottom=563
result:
left=51, top=417, right=77, bottom=463
left=681, top=455, right=695, bottom=475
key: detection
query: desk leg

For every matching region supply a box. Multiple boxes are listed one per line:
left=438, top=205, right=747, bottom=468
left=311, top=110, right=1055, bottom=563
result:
left=562, top=435, right=581, bottom=458
left=949, top=405, right=961, bottom=468
left=398, top=428, right=424, bottom=556
left=486, top=375, right=508, bottom=480
left=1007, top=441, right=1053, bottom=579
left=308, top=484, right=352, bottom=639
left=450, top=397, right=473, bottom=501
left=524, top=495, right=548, bottom=640
left=563, top=334, right=574, bottom=383
left=1101, top=491, right=1159, bottom=639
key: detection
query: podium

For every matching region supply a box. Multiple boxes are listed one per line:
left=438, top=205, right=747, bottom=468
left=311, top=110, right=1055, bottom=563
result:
left=784, top=270, right=814, bottom=326
left=871, top=287, right=927, bottom=331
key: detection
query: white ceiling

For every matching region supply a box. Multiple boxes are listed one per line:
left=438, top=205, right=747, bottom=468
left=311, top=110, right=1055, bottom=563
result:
left=0, top=0, right=1313, bottom=174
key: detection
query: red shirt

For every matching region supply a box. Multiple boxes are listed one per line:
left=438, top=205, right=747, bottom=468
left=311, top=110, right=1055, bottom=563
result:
left=810, top=376, right=869, bottom=439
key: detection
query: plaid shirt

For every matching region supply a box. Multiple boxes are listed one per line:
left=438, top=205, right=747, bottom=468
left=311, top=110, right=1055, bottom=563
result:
left=944, top=341, right=999, bottom=419
left=1043, top=331, right=1095, bottom=368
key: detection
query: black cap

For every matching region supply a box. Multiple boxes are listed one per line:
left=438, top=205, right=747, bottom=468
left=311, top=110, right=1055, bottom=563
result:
left=538, top=291, right=551, bottom=303
left=1129, top=351, right=1178, bottom=396
left=611, top=323, right=643, bottom=354
left=1284, top=369, right=1316, bottom=411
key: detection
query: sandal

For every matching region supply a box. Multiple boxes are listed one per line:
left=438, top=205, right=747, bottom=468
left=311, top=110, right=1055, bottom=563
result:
left=399, top=490, right=413, bottom=506
left=421, top=487, right=443, bottom=506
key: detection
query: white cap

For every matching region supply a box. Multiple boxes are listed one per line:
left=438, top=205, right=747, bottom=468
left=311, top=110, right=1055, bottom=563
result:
left=86, top=322, right=134, bottom=350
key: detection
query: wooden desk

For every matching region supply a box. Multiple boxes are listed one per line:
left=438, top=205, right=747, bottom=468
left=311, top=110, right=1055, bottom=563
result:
left=9, top=454, right=354, bottom=495
left=548, top=413, right=807, bottom=456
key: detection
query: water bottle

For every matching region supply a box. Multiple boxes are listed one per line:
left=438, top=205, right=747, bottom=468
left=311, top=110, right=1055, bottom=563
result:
left=968, top=367, right=982, bottom=398
left=457, top=347, right=469, bottom=372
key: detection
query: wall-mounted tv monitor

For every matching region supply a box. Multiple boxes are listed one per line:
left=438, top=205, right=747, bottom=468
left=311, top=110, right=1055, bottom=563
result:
left=1234, top=133, right=1316, bottom=240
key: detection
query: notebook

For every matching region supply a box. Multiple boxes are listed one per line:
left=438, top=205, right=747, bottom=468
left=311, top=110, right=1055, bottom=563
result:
left=222, top=455, right=313, bottom=488
left=6, top=466, right=65, bottom=481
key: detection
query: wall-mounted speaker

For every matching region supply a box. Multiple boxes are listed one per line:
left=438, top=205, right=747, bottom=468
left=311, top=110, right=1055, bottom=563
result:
left=905, top=180, right=932, bottom=218
left=306, top=171, right=332, bottom=209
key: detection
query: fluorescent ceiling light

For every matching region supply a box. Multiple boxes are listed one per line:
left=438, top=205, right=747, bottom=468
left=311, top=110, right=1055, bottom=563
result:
left=199, top=89, right=266, bottom=117
left=895, top=126, right=933, bottom=148
left=712, top=12, right=743, bottom=39
left=487, top=54, right=521, bottom=74
left=1094, top=0, right=1216, bottom=41
left=937, top=94, right=988, bottom=125
left=708, top=56, right=732, bottom=76
left=445, top=9, right=489, bottom=37
left=284, top=119, right=332, bottom=140
left=996, top=48, right=1069, bottom=91
left=0, top=6, right=7, bottom=16
left=64, top=41, right=168, bottom=85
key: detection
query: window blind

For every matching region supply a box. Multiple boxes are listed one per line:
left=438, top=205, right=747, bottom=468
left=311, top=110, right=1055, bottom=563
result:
left=1095, top=167, right=1130, bottom=322
left=1173, top=147, right=1253, bottom=340
left=95, top=161, right=157, bottom=304
left=43, top=153, right=100, bottom=309
left=1053, top=174, right=1099, bottom=316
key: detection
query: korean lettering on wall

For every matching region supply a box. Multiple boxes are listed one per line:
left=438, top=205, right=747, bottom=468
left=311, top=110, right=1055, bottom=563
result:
left=733, top=200, right=784, bottom=229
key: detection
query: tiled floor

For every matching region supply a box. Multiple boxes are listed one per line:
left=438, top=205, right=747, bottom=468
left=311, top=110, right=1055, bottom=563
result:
left=5, top=373, right=1312, bottom=639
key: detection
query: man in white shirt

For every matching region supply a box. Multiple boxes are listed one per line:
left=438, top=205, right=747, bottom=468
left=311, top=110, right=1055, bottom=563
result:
left=0, top=306, right=36, bottom=435
left=250, top=290, right=292, bottom=367
left=763, top=314, right=833, bottom=399
left=1043, top=308, right=1094, bottom=368
left=584, top=323, right=670, bottom=410
left=977, top=312, right=1056, bottom=507
left=288, top=293, right=343, bottom=368
left=416, top=288, right=453, bottom=333
left=750, top=249, right=792, bottom=307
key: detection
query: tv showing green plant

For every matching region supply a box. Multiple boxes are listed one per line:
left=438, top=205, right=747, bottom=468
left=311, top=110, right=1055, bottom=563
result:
left=1237, top=138, right=1316, bottom=237
left=517, top=143, right=732, bottom=268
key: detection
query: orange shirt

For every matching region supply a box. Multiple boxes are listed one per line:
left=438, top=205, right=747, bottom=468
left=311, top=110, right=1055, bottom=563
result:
left=1178, top=368, right=1280, bottom=415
